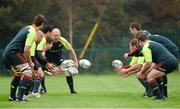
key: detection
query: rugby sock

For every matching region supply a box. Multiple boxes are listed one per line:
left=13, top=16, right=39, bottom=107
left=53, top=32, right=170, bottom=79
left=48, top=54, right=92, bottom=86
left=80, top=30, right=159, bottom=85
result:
left=10, top=76, right=21, bottom=99
left=150, top=81, right=164, bottom=99
left=17, top=76, right=32, bottom=100
left=157, top=78, right=164, bottom=97
left=66, top=76, right=76, bottom=93
left=163, top=76, right=168, bottom=97
left=138, top=78, right=152, bottom=96
left=33, top=77, right=42, bottom=93
left=41, top=77, right=46, bottom=91
left=25, top=79, right=34, bottom=95
left=25, top=82, right=30, bottom=96
left=29, top=79, right=34, bottom=93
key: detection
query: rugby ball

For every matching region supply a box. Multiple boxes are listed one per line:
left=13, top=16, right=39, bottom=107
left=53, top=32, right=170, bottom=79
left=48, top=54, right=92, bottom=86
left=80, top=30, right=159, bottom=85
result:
left=65, top=67, right=78, bottom=76
left=79, top=59, right=91, bottom=69
left=61, top=59, right=74, bottom=68
left=112, top=60, right=123, bottom=68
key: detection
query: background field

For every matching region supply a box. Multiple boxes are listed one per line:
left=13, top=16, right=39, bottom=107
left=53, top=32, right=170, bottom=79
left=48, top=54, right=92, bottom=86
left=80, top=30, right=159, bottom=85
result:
left=0, top=72, right=180, bottom=108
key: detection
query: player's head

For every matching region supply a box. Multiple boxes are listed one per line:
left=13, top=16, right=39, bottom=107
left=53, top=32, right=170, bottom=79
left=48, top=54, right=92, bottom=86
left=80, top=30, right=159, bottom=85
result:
left=129, top=39, right=138, bottom=51
left=41, top=25, right=53, bottom=42
left=33, top=14, right=46, bottom=29
left=52, top=28, right=61, bottom=42
left=136, top=31, right=148, bottom=46
left=129, top=22, right=141, bottom=37
left=36, top=30, right=44, bottom=44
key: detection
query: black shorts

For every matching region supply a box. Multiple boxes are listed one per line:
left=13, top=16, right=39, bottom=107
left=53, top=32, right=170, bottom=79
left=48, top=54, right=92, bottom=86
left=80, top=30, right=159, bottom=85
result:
left=169, top=47, right=179, bottom=59
left=156, top=57, right=178, bottom=74
left=3, top=50, right=27, bottom=67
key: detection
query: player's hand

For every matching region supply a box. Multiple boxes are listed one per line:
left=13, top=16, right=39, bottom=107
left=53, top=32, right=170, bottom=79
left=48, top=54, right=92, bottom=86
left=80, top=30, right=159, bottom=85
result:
left=37, top=68, right=44, bottom=78
left=29, top=61, right=35, bottom=69
left=124, top=53, right=129, bottom=59
left=137, top=71, right=146, bottom=79
left=120, top=72, right=130, bottom=78
left=46, top=63, right=54, bottom=70
left=50, top=67, right=62, bottom=75
left=74, top=61, right=79, bottom=68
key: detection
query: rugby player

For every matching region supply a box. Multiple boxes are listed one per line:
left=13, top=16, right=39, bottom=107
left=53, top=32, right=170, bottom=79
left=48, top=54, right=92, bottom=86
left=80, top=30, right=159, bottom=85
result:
left=2, top=15, right=45, bottom=101
left=125, top=22, right=179, bottom=98
left=136, top=32, right=178, bottom=100
left=45, top=28, right=78, bottom=94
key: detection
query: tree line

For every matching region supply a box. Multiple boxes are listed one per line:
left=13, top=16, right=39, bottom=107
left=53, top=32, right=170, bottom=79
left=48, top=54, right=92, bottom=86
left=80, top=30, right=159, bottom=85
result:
left=0, top=0, right=180, bottom=48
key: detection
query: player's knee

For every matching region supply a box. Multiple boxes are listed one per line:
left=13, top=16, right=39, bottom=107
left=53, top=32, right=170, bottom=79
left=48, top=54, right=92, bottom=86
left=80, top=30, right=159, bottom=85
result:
left=136, top=72, right=141, bottom=78
left=37, top=69, right=44, bottom=78
left=147, top=77, right=156, bottom=84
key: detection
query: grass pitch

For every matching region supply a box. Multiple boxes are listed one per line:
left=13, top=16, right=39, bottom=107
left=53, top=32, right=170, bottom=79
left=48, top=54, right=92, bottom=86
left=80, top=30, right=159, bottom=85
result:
left=0, top=72, right=180, bottom=108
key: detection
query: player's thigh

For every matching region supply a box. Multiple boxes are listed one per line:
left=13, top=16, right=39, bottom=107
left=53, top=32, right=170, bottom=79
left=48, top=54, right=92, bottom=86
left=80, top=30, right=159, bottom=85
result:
left=147, top=69, right=166, bottom=81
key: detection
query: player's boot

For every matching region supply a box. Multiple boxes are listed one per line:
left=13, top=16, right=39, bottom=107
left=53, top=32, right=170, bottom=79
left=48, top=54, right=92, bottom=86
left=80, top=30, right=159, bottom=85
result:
left=8, top=96, right=16, bottom=101
left=40, top=88, right=47, bottom=94
left=153, top=97, right=165, bottom=101
left=71, top=91, right=77, bottom=94
left=31, top=92, right=41, bottom=98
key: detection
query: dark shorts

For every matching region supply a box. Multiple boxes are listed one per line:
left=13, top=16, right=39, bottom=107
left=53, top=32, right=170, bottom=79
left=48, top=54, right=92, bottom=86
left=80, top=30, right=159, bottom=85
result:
left=156, top=57, right=178, bottom=74
left=3, top=50, right=27, bottom=68
left=169, top=47, right=179, bottom=59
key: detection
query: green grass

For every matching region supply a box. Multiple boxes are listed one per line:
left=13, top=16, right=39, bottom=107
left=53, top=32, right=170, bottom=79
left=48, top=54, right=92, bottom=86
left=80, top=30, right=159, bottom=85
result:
left=0, top=72, right=180, bottom=108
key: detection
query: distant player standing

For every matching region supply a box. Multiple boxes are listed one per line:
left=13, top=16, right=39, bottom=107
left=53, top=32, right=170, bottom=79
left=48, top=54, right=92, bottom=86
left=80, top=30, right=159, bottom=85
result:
left=2, top=15, right=45, bottom=101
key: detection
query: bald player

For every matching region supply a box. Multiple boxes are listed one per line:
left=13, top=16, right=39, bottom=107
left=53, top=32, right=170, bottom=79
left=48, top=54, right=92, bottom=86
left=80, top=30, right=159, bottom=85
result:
left=45, top=28, right=78, bottom=94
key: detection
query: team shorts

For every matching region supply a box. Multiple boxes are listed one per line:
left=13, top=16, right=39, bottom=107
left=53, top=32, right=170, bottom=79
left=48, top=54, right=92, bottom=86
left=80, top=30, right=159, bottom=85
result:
left=3, top=50, right=27, bottom=68
left=156, top=57, right=178, bottom=74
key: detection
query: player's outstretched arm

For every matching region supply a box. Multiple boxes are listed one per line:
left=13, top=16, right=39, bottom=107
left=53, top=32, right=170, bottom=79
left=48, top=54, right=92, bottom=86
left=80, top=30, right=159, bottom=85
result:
left=69, top=47, right=78, bottom=68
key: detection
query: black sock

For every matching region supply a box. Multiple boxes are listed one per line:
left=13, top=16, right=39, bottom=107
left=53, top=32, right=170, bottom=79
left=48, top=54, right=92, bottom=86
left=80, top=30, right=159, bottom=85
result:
left=150, top=81, right=164, bottom=99
left=66, top=76, right=75, bottom=93
left=33, top=77, right=42, bottom=93
left=138, top=78, right=152, bottom=96
left=25, top=82, right=30, bottom=96
left=163, top=76, right=168, bottom=97
left=41, top=77, right=46, bottom=90
left=17, top=76, right=31, bottom=100
left=10, top=76, right=21, bottom=99
left=29, top=79, right=34, bottom=93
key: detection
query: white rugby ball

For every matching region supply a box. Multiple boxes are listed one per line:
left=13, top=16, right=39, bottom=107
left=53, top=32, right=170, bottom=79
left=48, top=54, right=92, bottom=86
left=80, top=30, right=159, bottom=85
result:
left=61, top=59, right=74, bottom=68
left=112, top=60, right=123, bottom=68
left=79, top=59, right=91, bottom=69
left=65, top=67, right=78, bottom=76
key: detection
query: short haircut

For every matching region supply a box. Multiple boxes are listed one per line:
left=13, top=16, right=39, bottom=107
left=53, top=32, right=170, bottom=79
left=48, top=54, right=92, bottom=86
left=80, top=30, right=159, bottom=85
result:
left=129, top=22, right=141, bottom=31
left=130, top=39, right=138, bottom=47
left=41, top=25, right=53, bottom=34
left=136, top=31, right=148, bottom=42
left=33, top=15, right=46, bottom=26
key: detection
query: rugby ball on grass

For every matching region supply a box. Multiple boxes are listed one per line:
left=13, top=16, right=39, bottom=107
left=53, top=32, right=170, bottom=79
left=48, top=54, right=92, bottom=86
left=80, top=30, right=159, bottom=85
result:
left=112, top=60, right=123, bottom=68
left=79, top=59, right=91, bottom=69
